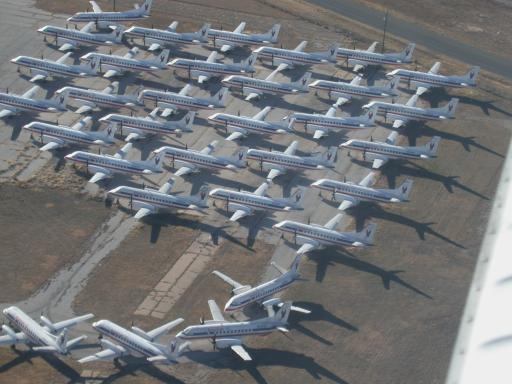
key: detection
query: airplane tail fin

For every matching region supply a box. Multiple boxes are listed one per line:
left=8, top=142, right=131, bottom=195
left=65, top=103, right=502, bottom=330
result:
left=152, top=49, right=170, bottom=66
left=242, top=52, right=258, bottom=71
left=147, top=151, right=164, bottom=171
left=363, top=105, right=378, bottom=124
left=394, top=178, right=413, bottom=201
left=192, top=185, right=210, bottom=206
left=292, top=71, right=311, bottom=91
left=266, top=24, right=281, bottom=43
left=271, top=301, right=292, bottom=324
left=176, top=111, right=195, bottom=132
left=400, top=43, right=415, bottom=62
left=210, top=87, right=229, bottom=107
left=141, top=0, right=153, bottom=15
left=424, top=136, right=441, bottom=157
left=286, top=187, right=306, bottom=209
left=325, top=43, right=339, bottom=62
left=196, top=23, right=210, bottom=42
left=109, top=81, right=120, bottom=95
left=317, top=146, right=337, bottom=166
left=103, top=122, right=117, bottom=140
left=386, top=76, right=400, bottom=93
left=230, top=147, right=248, bottom=167
left=87, top=56, right=101, bottom=74
left=54, top=91, right=69, bottom=109
left=442, top=98, right=459, bottom=118
left=464, top=66, right=480, bottom=85
left=111, top=25, right=126, bottom=43
left=56, top=328, right=69, bottom=351
left=357, top=223, right=377, bottom=246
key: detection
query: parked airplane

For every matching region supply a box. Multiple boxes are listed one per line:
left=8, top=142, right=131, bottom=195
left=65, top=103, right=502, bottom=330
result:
left=208, top=22, right=281, bottom=52
left=176, top=300, right=292, bottom=361
left=207, top=106, right=293, bottom=141
left=0, top=306, right=93, bottom=354
left=168, top=51, right=257, bottom=83
left=125, top=22, right=210, bottom=51
left=247, top=140, right=337, bottom=182
left=363, top=94, right=459, bottom=129
left=57, top=82, right=141, bottom=114
left=213, top=253, right=309, bottom=313
left=0, top=85, right=68, bottom=118
left=107, top=178, right=209, bottom=219
left=387, top=62, right=480, bottom=95
left=65, top=142, right=163, bottom=183
left=287, top=105, right=377, bottom=139
left=153, top=141, right=247, bottom=176
left=337, top=41, right=415, bottom=72
left=68, top=0, right=153, bottom=28
left=311, top=172, right=413, bottom=210
left=273, top=214, right=377, bottom=254
left=253, top=41, right=338, bottom=71
left=11, top=52, right=99, bottom=82
left=222, top=70, right=311, bottom=101
left=340, top=131, right=441, bottom=169
left=38, top=23, right=125, bottom=51
left=139, top=84, right=229, bottom=117
left=81, top=47, right=170, bottom=78
left=79, top=317, right=184, bottom=364
left=100, top=109, right=195, bottom=141
left=209, top=182, right=304, bottom=221
left=309, top=75, right=400, bottom=106
left=23, top=116, right=116, bottom=151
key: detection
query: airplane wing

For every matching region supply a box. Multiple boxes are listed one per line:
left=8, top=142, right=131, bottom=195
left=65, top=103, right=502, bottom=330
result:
left=158, top=179, right=175, bottom=194
left=231, top=345, right=252, bottom=361
left=80, top=22, right=95, bottom=34
left=174, top=166, right=195, bottom=177
left=39, top=141, right=63, bottom=151
left=103, top=82, right=119, bottom=95
left=134, top=207, right=155, bottom=220
left=406, top=94, right=418, bottom=107
left=415, top=86, right=429, bottom=96
left=125, top=132, right=140, bottom=142
left=198, top=74, right=210, bottom=84
left=284, top=140, right=298, bottom=156
left=294, top=41, right=307, bottom=52
left=75, top=105, right=94, bottom=114
left=206, top=51, right=217, bottom=63
left=104, top=69, right=120, bottom=78
left=226, top=131, right=245, bottom=141
left=264, top=69, right=279, bottom=81
left=167, top=21, right=178, bottom=32
left=372, top=158, right=388, bottom=169
left=325, top=107, right=337, bottom=117
left=89, top=1, right=102, bottom=12
left=124, top=47, right=139, bottom=60
left=245, top=91, right=262, bottom=101
left=220, top=44, right=234, bottom=53
left=212, top=270, right=249, bottom=291
left=350, top=75, right=363, bottom=86
left=428, top=61, right=441, bottom=74
left=296, top=240, right=320, bottom=255
left=179, top=84, right=192, bottom=96
left=353, top=63, right=365, bottom=72
left=367, top=42, right=378, bottom=53
left=253, top=182, right=269, bottom=196
left=276, top=62, right=290, bottom=72
left=142, top=318, right=185, bottom=341
left=0, top=326, right=26, bottom=346
left=30, top=73, right=48, bottom=82
left=200, top=141, right=217, bottom=155
left=359, top=172, right=376, bottom=187
left=324, top=213, right=343, bottom=230
left=59, top=42, right=77, bottom=52
left=252, top=106, right=272, bottom=121
left=50, top=313, right=94, bottom=333
left=79, top=349, right=122, bottom=363
left=161, top=108, right=175, bottom=117
left=56, top=52, right=72, bottom=64
left=114, top=143, right=132, bottom=159
left=149, top=43, right=162, bottom=51
left=0, top=108, right=16, bottom=118
left=208, top=300, right=226, bottom=322
left=229, top=208, right=251, bottom=222
left=338, top=199, right=356, bottom=211
left=22, top=85, right=40, bottom=99
left=266, top=167, right=283, bottom=182
left=233, top=21, right=246, bottom=34
left=89, top=171, right=109, bottom=183
left=313, top=127, right=328, bottom=140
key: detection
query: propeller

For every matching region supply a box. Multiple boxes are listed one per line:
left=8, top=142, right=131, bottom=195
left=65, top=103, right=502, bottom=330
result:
left=200, top=315, right=204, bottom=325
left=259, top=157, right=263, bottom=172
left=226, top=196, right=229, bottom=214
left=212, top=335, right=217, bottom=351
left=331, top=187, right=335, bottom=201
left=129, top=194, right=133, bottom=213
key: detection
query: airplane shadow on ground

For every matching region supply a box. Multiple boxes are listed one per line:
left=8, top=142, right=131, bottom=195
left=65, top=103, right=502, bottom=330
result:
left=402, top=121, right=504, bottom=158
left=305, top=248, right=432, bottom=299
left=320, top=198, right=465, bottom=249
left=349, top=158, right=489, bottom=201
left=288, top=301, right=359, bottom=346
left=183, top=347, right=349, bottom=384
left=419, top=87, right=512, bottom=118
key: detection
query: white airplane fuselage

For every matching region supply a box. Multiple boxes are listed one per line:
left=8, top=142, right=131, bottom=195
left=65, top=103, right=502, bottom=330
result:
left=169, top=59, right=252, bottom=77
left=337, top=48, right=409, bottom=66
left=38, top=26, right=118, bottom=47
left=60, top=87, right=136, bottom=109
left=140, top=90, right=215, bottom=111
left=125, top=27, right=203, bottom=45
left=65, top=151, right=160, bottom=176
left=100, top=114, right=181, bottom=135
left=389, top=70, right=474, bottom=88
left=255, top=47, right=329, bottom=65
left=290, top=112, right=372, bottom=129
left=341, top=140, right=432, bottom=160
left=309, top=80, right=396, bottom=98
left=83, top=54, right=161, bottom=72
left=366, top=102, right=451, bottom=121
left=222, top=76, right=301, bottom=95
left=208, top=113, right=287, bottom=135
left=11, top=56, right=91, bottom=78
left=247, top=150, right=329, bottom=171
left=23, top=122, right=113, bottom=147
left=0, top=93, right=61, bottom=113
left=209, top=188, right=293, bottom=213
left=312, top=179, right=400, bottom=203
left=3, top=307, right=57, bottom=349
left=159, top=147, right=236, bottom=171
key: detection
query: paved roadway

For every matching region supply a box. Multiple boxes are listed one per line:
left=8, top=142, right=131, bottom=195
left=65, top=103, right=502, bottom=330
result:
left=305, top=0, right=512, bottom=80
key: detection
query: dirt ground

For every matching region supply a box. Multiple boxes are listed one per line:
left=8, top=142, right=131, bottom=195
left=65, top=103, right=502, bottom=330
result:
left=361, top=0, right=512, bottom=60
left=0, top=184, right=110, bottom=302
